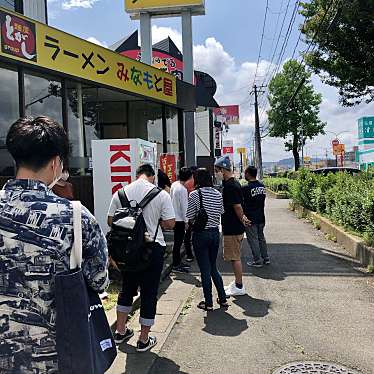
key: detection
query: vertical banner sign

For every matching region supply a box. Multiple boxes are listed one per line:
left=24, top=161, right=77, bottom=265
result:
left=214, top=127, right=221, bottom=150
left=160, top=154, right=177, bottom=183
left=222, top=139, right=234, bottom=161
left=92, top=139, right=156, bottom=233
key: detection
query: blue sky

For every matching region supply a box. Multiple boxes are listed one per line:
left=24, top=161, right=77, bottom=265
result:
left=47, top=0, right=374, bottom=162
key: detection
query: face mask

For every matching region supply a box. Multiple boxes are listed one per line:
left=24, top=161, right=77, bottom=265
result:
left=215, top=171, right=223, bottom=184
left=48, top=158, right=63, bottom=189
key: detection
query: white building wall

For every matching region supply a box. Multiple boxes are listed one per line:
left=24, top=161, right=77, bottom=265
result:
left=195, top=110, right=210, bottom=157
left=23, top=0, right=47, bottom=23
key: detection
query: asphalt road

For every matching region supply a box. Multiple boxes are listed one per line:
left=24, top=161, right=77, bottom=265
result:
left=149, top=198, right=374, bottom=374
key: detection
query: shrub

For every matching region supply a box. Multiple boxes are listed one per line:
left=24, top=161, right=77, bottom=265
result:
left=292, top=170, right=374, bottom=244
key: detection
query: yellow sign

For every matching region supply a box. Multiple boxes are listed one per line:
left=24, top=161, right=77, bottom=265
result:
left=125, top=0, right=204, bottom=12
left=237, top=147, right=246, bottom=154
left=0, top=7, right=177, bottom=104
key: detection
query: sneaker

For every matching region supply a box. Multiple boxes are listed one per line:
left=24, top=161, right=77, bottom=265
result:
left=263, top=258, right=271, bottom=265
left=173, top=265, right=189, bottom=273
left=136, top=336, right=157, bottom=352
left=114, top=328, right=134, bottom=344
left=185, top=256, right=194, bottom=262
left=247, top=260, right=263, bottom=268
left=224, top=281, right=246, bottom=297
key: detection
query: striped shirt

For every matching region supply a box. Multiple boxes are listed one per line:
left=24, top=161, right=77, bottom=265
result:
left=186, top=187, right=224, bottom=228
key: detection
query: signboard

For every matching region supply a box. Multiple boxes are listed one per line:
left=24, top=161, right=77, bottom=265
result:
left=214, top=127, right=221, bottom=150
left=92, top=138, right=157, bottom=233
left=0, top=8, right=177, bottom=104
left=160, top=153, right=177, bottom=183
left=333, top=143, right=345, bottom=156
left=213, top=105, right=240, bottom=125
left=237, top=147, right=246, bottom=154
left=222, top=139, right=234, bottom=162
left=332, top=139, right=339, bottom=146
left=121, top=49, right=183, bottom=80
left=358, top=117, right=374, bottom=139
left=125, top=0, right=204, bottom=12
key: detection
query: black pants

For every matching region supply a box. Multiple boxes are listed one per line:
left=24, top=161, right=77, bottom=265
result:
left=184, top=224, right=194, bottom=259
left=117, top=244, right=165, bottom=326
left=173, top=221, right=185, bottom=266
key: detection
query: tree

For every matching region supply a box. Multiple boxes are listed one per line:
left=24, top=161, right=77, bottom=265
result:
left=300, top=0, right=374, bottom=106
left=267, top=60, right=325, bottom=171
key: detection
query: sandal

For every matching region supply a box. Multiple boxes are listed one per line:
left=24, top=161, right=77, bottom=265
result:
left=217, top=298, right=229, bottom=308
left=197, top=301, right=213, bottom=311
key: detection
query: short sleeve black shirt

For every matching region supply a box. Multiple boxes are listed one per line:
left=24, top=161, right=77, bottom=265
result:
left=222, top=177, right=245, bottom=235
left=242, top=180, right=266, bottom=224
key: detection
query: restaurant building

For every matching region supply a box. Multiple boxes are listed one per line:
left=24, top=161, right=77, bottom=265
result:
left=0, top=3, right=195, bottom=210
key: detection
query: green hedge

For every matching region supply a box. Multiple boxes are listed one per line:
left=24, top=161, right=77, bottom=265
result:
left=264, top=177, right=295, bottom=197
left=290, top=169, right=374, bottom=245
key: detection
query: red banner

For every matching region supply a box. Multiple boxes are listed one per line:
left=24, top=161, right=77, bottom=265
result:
left=160, top=154, right=177, bottom=183
left=213, top=105, right=240, bottom=125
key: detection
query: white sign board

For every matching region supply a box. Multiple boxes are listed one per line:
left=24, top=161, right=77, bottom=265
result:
left=92, top=138, right=157, bottom=233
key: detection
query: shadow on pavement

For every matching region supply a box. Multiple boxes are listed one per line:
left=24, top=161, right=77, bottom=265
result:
left=149, top=356, right=189, bottom=374
left=202, top=308, right=248, bottom=336
left=116, top=348, right=188, bottom=374
left=216, top=243, right=369, bottom=282
left=231, top=294, right=271, bottom=318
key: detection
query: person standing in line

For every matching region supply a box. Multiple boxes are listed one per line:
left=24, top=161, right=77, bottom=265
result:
left=1, top=116, right=109, bottom=373
left=214, top=156, right=250, bottom=297
left=107, top=164, right=175, bottom=352
left=242, top=166, right=270, bottom=267
left=170, top=167, right=193, bottom=273
left=183, top=166, right=198, bottom=262
left=158, top=168, right=172, bottom=193
left=186, top=168, right=228, bottom=311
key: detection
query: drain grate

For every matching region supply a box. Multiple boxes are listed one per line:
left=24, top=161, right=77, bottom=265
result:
left=273, top=361, right=360, bottom=374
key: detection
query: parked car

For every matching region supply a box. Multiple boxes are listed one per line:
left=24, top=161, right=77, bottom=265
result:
left=311, top=167, right=361, bottom=176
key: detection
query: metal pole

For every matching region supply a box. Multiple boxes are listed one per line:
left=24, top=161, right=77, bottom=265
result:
left=254, top=85, right=263, bottom=179
left=140, top=12, right=152, bottom=65
left=301, top=124, right=304, bottom=168
left=182, top=10, right=196, bottom=166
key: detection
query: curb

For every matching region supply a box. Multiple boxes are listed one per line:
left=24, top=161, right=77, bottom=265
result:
left=266, top=188, right=289, bottom=199
left=292, top=203, right=374, bottom=267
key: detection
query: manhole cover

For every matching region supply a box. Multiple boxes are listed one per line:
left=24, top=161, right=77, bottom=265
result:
left=273, top=361, right=360, bottom=374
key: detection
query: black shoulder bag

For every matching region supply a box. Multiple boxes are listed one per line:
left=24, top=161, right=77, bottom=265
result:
left=192, top=189, right=208, bottom=232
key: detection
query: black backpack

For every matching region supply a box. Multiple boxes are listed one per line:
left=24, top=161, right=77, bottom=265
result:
left=107, top=187, right=162, bottom=272
left=192, top=189, right=208, bottom=232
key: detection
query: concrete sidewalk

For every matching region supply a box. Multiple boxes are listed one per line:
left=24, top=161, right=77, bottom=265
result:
left=149, top=198, right=374, bottom=374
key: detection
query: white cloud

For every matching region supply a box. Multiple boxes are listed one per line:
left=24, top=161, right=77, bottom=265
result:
left=86, top=36, right=107, bottom=47
left=151, top=25, right=183, bottom=51
left=62, top=0, right=99, bottom=9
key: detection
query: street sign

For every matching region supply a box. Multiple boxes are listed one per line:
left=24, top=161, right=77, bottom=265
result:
left=333, top=144, right=345, bottom=156
left=332, top=139, right=340, bottom=146
left=237, top=147, right=246, bottom=154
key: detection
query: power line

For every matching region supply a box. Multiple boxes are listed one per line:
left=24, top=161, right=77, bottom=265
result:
left=252, top=0, right=270, bottom=87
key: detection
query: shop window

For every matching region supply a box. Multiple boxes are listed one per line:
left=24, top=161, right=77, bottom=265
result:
left=0, top=63, right=18, bottom=176
left=166, top=106, right=179, bottom=155
left=0, top=0, right=15, bottom=11
left=65, top=81, right=87, bottom=175
left=24, top=71, right=62, bottom=125
left=128, top=101, right=163, bottom=161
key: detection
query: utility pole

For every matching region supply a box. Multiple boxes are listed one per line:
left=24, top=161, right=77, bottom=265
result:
left=252, top=84, right=266, bottom=180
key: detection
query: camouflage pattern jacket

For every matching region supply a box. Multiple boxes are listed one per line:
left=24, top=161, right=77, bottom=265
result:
left=0, top=179, right=109, bottom=373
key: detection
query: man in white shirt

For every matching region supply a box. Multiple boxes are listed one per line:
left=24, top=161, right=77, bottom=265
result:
left=170, top=167, right=193, bottom=273
left=107, top=164, right=175, bottom=352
